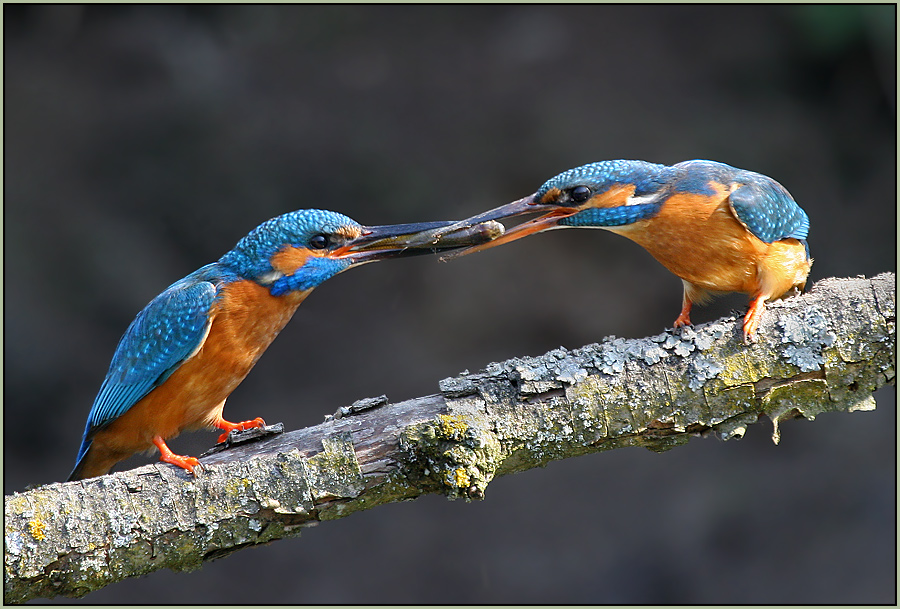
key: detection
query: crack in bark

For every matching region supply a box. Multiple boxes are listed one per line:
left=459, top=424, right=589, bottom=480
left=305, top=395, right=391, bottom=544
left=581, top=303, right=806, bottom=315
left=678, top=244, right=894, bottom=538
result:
left=754, top=369, right=826, bottom=395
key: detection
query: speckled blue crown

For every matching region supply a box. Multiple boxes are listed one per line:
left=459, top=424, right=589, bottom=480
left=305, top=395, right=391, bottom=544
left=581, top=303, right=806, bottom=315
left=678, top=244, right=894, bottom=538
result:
left=219, top=209, right=358, bottom=280
left=537, top=160, right=671, bottom=200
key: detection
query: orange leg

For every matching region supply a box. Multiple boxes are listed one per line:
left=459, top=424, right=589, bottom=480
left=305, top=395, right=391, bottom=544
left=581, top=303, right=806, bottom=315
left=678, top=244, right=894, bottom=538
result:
left=215, top=417, right=266, bottom=443
left=742, top=294, right=768, bottom=342
left=153, top=435, right=200, bottom=475
left=673, top=297, right=693, bottom=328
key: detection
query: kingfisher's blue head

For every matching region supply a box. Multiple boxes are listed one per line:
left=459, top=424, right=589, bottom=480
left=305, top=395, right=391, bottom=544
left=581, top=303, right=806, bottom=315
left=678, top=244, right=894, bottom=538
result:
left=219, top=209, right=503, bottom=296
left=533, top=160, right=670, bottom=206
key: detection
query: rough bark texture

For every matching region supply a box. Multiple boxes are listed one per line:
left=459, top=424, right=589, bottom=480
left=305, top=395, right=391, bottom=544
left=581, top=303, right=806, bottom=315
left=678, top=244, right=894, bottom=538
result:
left=5, top=273, right=895, bottom=603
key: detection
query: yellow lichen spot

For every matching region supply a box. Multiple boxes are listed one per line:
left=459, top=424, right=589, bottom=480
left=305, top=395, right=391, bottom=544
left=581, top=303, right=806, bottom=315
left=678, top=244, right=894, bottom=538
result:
left=28, top=519, right=46, bottom=541
left=225, top=478, right=252, bottom=496
left=437, top=414, right=468, bottom=438
left=450, top=467, right=470, bottom=488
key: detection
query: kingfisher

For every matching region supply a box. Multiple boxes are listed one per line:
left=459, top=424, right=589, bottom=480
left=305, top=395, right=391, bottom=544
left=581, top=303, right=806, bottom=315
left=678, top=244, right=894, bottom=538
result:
left=68, top=209, right=501, bottom=481
left=427, top=160, right=811, bottom=341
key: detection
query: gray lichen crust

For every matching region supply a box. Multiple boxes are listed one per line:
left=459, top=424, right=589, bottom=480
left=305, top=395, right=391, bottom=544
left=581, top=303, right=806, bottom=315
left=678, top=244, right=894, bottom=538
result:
left=5, top=274, right=894, bottom=603
left=4, top=433, right=364, bottom=602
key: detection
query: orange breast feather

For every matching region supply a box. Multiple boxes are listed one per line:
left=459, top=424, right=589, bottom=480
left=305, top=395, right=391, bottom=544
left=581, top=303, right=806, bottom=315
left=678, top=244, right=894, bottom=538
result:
left=609, top=185, right=771, bottom=294
left=88, top=280, right=309, bottom=456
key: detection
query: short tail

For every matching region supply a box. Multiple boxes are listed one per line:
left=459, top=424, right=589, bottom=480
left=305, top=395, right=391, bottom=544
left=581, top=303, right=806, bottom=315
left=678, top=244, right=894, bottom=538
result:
left=68, top=425, right=118, bottom=481
left=67, top=454, right=90, bottom=481
left=67, top=438, right=94, bottom=481
left=67, top=443, right=119, bottom=481
left=68, top=421, right=94, bottom=481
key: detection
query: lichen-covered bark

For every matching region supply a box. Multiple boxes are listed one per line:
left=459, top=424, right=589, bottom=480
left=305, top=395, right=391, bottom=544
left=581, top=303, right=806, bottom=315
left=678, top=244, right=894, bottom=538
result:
left=5, top=273, right=894, bottom=603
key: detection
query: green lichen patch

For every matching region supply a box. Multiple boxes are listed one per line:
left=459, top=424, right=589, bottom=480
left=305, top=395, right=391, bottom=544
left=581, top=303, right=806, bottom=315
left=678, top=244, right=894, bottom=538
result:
left=825, top=338, right=894, bottom=408
left=712, top=412, right=760, bottom=440
left=566, top=376, right=616, bottom=440
left=640, top=433, right=692, bottom=453
left=761, top=378, right=830, bottom=444
left=399, top=415, right=501, bottom=501
left=350, top=470, right=421, bottom=509
left=306, top=433, right=365, bottom=509
left=702, top=384, right=756, bottom=426
left=716, top=347, right=797, bottom=388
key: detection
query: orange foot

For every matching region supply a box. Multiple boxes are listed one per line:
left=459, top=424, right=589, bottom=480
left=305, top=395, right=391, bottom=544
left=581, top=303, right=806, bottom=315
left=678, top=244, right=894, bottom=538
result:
left=673, top=300, right=693, bottom=328
left=742, top=295, right=768, bottom=343
left=216, top=417, right=266, bottom=443
left=153, top=435, right=200, bottom=475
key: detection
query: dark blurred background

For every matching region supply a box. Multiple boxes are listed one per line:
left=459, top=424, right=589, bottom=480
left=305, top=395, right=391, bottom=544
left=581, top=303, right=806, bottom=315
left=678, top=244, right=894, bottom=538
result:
left=5, top=5, right=895, bottom=604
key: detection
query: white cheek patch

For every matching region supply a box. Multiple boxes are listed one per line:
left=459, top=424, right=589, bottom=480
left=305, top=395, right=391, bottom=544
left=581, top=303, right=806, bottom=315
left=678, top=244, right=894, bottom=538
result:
left=624, top=192, right=662, bottom=206
left=257, top=270, right=285, bottom=285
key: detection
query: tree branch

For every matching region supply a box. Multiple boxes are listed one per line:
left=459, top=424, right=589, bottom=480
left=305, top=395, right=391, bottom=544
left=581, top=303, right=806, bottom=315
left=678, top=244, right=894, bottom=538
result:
left=5, top=273, right=895, bottom=603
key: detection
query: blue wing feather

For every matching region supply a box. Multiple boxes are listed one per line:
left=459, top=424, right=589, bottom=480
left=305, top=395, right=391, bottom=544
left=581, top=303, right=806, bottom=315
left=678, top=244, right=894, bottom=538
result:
left=73, top=265, right=224, bottom=466
left=728, top=177, right=809, bottom=246
left=669, top=160, right=809, bottom=250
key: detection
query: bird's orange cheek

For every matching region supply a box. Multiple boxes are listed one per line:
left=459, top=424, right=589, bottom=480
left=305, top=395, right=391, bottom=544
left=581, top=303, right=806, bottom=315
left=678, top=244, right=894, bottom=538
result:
left=270, top=247, right=320, bottom=275
left=590, top=184, right=637, bottom=208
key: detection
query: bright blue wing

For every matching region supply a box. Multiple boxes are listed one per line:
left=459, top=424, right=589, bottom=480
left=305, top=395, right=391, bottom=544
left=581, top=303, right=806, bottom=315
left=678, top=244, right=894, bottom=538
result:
left=74, top=265, right=223, bottom=465
left=728, top=178, right=809, bottom=246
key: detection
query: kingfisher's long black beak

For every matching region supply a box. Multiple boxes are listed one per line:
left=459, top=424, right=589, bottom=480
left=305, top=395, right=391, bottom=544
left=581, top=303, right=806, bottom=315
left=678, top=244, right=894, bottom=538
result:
left=332, top=219, right=505, bottom=263
left=418, top=192, right=585, bottom=259
left=397, top=194, right=542, bottom=249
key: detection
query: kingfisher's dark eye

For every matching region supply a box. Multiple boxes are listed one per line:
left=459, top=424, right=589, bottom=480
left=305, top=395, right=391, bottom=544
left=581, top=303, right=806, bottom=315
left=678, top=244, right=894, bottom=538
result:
left=309, top=234, right=329, bottom=249
left=571, top=185, right=592, bottom=203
